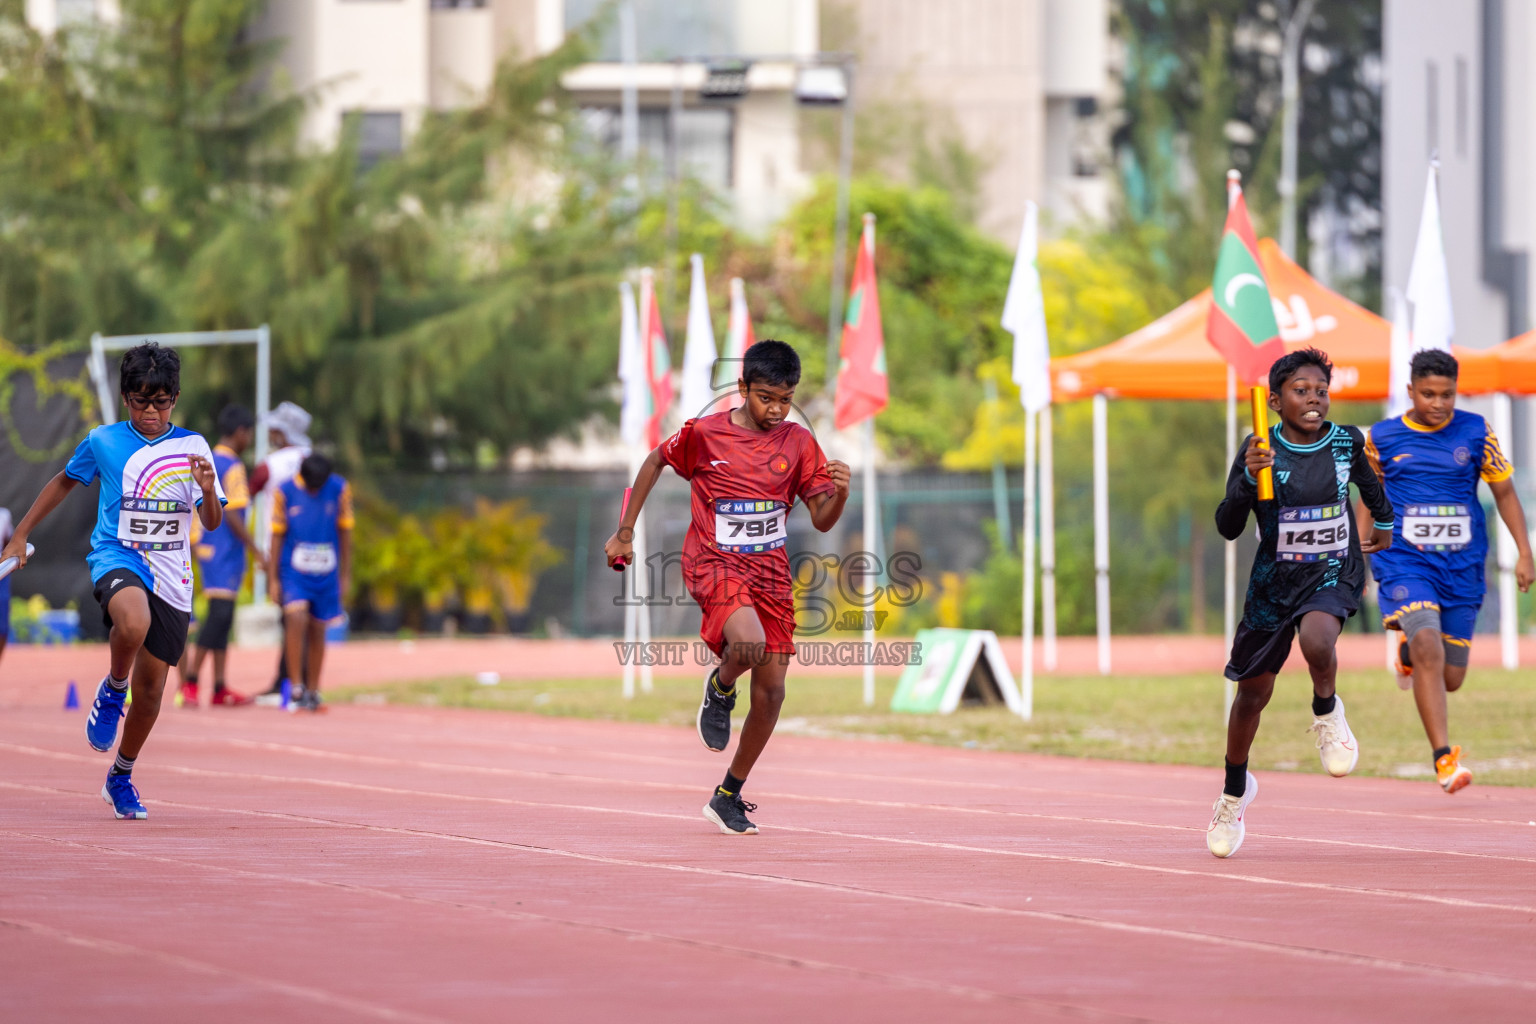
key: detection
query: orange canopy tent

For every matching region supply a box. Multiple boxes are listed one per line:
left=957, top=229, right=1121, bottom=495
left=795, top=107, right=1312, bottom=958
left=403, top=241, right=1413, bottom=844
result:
left=1481, top=329, right=1536, bottom=393
left=1049, top=238, right=1499, bottom=401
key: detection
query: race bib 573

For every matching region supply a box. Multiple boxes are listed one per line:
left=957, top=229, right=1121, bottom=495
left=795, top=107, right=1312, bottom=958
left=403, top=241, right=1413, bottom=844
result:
left=117, top=498, right=188, bottom=551
left=714, top=499, right=787, bottom=554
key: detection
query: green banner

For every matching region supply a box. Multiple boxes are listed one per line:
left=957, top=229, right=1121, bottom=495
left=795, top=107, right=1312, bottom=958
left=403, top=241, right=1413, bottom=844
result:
left=890, top=629, right=972, bottom=713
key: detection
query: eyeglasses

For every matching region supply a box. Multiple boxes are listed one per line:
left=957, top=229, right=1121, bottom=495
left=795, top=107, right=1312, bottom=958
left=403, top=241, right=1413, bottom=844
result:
left=125, top=393, right=176, bottom=411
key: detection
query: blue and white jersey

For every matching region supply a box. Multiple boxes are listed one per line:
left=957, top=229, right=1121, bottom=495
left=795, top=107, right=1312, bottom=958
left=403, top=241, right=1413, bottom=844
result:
left=64, top=422, right=226, bottom=612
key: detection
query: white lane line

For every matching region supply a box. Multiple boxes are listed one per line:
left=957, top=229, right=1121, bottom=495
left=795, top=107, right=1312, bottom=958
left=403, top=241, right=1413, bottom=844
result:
left=1, top=826, right=1161, bottom=1023
left=18, top=731, right=1536, bottom=868
left=0, top=915, right=451, bottom=1023
left=4, top=754, right=1535, bottom=921
left=4, top=782, right=1532, bottom=996
left=18, top=712, right=1529, bottom=835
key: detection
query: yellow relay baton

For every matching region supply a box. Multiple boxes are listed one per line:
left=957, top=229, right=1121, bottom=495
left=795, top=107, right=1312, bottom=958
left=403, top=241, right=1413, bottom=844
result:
left=1250, top=385, right=1275, bottom=501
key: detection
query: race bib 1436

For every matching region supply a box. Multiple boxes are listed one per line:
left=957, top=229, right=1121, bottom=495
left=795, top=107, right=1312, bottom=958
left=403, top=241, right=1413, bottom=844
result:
left=1276, top=501, right=1350, bottom=562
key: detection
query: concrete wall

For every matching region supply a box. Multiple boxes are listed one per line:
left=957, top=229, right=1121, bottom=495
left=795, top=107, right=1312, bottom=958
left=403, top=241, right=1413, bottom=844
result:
left=1382, top=0, right=1506, bottom=350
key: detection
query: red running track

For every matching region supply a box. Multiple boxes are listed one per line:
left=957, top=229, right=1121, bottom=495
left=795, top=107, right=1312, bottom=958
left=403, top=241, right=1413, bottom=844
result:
left=2, top=701, right=1535, bottom=1022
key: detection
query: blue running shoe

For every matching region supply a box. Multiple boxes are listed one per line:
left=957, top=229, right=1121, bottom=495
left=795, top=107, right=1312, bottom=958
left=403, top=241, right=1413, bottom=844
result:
left=86, top=676, right=127, bottom=753
left=101, top=772, right=147, bottom=819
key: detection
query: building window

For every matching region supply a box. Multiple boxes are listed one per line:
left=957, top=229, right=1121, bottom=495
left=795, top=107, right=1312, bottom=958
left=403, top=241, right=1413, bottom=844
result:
left=565, top=0, right=736, bottom=61
left=430, top=0, right=487, bottom=8
left=579, top=106, right=733, bottom=192
left=57, top=0, right=96, bottom=24
left=348, top=111, right=404, bottom=171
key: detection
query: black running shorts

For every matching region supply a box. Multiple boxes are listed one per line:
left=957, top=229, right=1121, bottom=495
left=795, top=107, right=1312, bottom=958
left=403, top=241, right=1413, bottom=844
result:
left=1224, top=588, right=1355, bottom=682
left=93, top=570, right=191, bottom=666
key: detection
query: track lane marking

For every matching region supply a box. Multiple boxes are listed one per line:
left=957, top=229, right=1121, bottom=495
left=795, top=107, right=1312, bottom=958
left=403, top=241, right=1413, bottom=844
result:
left=0, top=826, right=1162, bottom=1023
left=4, top=757, right=1536, bottom=920
left=0, top=915, right=451, bottom=1023
left=4, top=782, right=1532, bottom=996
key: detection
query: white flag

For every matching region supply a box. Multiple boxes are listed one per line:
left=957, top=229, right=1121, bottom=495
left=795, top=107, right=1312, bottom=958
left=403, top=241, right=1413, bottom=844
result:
left=1386, top=287, right=1413, bottom=418
left=679, top=254, right=719, bottom=420
left=1003, top=201, right=1052, bottom=412
left=721, top=277, right=756, bottom=410
left=618, top=280, right=647, bottom=446
left=1405, top=163, right=1455, bottom=359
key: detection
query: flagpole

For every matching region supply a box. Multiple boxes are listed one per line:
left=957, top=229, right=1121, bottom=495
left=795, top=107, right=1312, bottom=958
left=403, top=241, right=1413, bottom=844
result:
left=1040, top=403, right=1057, bottom=671
left=1021, top=409, right=1036, bottom=717
left=862, top=416, right=878, bottom=707
left=1222, top=170, right=1241, bottom=720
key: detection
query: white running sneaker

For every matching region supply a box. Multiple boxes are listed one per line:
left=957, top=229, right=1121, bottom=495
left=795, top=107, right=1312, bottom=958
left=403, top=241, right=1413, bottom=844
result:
left=1309, top=696, right=1360, bottom=777
left=1207, top=772, right=1257, bottom=859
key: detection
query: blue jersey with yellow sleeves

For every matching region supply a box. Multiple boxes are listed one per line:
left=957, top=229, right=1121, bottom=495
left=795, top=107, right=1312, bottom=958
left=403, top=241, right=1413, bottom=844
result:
left=1366, top=409, right=1512, bottom=582
left=272, top=474, right=354, bottom=579
left=192, top=445, right=251, bottom=592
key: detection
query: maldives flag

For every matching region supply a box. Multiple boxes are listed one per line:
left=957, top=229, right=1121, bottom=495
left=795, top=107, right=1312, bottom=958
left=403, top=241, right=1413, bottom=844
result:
left=638, top=269, right=673, bottom=447
left=1206, top=184, right=1284, bottom=384
left=834, top=215, right=888, bottom=430
left=722, top=276, right=756, bottom=410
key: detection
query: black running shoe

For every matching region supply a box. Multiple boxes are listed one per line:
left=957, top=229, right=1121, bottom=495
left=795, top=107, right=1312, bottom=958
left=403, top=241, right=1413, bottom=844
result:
left=703, top=790, right=759, bottom=835
left=695, top=668, right=735, bottom=751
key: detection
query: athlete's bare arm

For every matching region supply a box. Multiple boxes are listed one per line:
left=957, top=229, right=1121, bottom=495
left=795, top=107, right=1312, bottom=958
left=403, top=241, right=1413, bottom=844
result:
left=0, top=472, right=80, bottom=566
left=603, top=446, right=666, bottom=567
left=804, top=460, right=851, bottom=532
left=1487, top=477, right=1535, bottom=591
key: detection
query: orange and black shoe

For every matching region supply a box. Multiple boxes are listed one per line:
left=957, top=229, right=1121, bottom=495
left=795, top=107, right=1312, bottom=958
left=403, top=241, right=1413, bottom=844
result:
left=1436, top=745, right=1473, bottom=794
left=1394, top=640, right=1413, bottom=691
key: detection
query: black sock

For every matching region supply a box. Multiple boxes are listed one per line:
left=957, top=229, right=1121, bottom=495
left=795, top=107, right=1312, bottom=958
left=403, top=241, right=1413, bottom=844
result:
left=213, top=680, right=227, bottom=693
left=716, top=772, right=746, bottom=799
left=1223, top=759, right=1248, bottom=798
left=711, top=669, right=735, bottom=696
left=110, top=752, right=135, bottom=776
left=1311, top=693, right=1336, bottom=716
left=1434, top=745, right=1452, bottom=766
left=106, top=674, right=129, bottom=692
left=184, top=674, right=198, bottom=686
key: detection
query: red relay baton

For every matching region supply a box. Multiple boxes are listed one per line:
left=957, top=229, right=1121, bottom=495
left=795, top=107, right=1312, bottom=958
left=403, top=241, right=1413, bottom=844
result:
left=610, top=487, right=633, bottom=571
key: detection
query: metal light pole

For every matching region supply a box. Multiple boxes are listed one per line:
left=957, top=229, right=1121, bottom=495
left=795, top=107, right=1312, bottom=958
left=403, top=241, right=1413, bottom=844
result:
left=824, top=61, right=856, bottom=396
left=1278, top=0, right=1318, bottom=257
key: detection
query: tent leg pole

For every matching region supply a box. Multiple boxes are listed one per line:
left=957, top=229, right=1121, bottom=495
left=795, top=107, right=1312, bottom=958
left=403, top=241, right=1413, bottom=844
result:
left=1494, top=394, right=1519, bottom=669
left=1022, top=410, right=1036, bottom=718
left=1040, top=405, right=1057, bottom=671
left=1093, top=395, right=1110, bottom=675
left=1224, top=366, right=1237, bottom=718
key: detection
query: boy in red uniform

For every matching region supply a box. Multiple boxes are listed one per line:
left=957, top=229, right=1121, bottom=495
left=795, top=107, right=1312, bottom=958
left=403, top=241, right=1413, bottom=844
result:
left=606, top=340, right=850, bottom=834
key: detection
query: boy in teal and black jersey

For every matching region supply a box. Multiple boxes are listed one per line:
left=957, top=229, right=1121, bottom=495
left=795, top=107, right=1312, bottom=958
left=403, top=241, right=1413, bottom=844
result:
left=1206, top=348, right=1395, bottom=858
left=1365, top=350, right=1534, bottom=794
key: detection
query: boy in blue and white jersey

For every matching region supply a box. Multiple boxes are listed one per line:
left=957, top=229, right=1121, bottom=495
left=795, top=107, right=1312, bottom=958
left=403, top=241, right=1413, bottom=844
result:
left=1365, top=350, right=1534, bottom=794
left=1, top=343, right=225, bottom=819
left=269, top=453, right=353, bottom=713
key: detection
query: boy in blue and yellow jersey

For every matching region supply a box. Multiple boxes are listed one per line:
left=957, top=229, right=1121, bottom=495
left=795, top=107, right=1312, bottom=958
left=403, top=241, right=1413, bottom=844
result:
left=268, top=453, right=353, bottom=713
left=182, top=405, right=264, bottom=706
left=1366, top=350, right=1534, bottom=794
left=1206, top=348, right=1395, bottom=859
left=2, top=343, right=225, bottom=819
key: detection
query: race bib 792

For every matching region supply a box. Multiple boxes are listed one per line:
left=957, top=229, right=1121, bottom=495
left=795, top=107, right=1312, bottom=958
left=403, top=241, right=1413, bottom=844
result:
left=714, top=499, right=787, bottom=554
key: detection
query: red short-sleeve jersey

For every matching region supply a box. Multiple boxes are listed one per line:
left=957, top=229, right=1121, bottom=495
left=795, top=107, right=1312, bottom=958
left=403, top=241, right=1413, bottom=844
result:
left=660, top=412, right=836, bottom=585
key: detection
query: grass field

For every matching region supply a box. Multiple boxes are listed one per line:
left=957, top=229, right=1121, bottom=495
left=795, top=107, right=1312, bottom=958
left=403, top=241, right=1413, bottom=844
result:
left=353, top=668, right=1536, bottom=787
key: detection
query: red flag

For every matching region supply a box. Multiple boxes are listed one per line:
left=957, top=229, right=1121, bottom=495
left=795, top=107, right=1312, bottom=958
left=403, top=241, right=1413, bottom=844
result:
left=834, top=215, right=888, bottom=430
left=1206, top=181, right=1285, bottom=384
left=638, top=269, right=673, bottom=447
